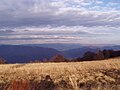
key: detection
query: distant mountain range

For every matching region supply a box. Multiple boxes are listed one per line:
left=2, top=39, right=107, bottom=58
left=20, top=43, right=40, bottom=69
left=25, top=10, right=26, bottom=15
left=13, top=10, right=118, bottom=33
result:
left=101, top=45, right=120, bottom=51
left=0, top=45, right=61, bottom=63
left=22, top=43, right=86, bottom=51
left=63, top=47, right=98, bottom=58
left=0, top=44, right=120, bottom=63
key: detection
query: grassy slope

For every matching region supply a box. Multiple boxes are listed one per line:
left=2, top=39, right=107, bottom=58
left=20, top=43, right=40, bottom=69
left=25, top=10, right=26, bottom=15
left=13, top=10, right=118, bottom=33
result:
left=0, top=57, right=120, bottom=90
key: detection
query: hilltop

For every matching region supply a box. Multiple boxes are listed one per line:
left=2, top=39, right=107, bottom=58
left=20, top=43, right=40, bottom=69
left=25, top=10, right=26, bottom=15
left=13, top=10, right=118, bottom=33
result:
left=0, top=57, right=120, bottom=90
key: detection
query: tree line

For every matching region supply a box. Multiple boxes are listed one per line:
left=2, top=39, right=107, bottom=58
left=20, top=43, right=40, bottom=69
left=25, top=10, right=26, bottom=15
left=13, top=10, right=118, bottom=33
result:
left=36, top=49, right=120, bottom=62
left=0, top=57, right=6, bottom=64
left=74, top=49, right=120, bottom=62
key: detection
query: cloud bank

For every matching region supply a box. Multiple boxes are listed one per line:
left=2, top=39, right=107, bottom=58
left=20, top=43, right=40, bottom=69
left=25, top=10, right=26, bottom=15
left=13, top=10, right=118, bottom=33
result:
left=0, top=0, right=120, bottom=44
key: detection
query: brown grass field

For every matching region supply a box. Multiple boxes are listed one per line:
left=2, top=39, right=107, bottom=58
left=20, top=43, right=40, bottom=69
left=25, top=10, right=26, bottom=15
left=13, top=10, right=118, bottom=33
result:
left=0, top=57, right=120, bottom=90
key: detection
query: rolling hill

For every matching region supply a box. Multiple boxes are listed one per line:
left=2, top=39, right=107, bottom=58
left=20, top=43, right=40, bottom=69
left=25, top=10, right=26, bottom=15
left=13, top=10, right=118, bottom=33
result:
left=0, top=45, right=61, bottom=63
left=0, top=44, right=120, bottom=63
left=63, top=47, right=98, bottom=58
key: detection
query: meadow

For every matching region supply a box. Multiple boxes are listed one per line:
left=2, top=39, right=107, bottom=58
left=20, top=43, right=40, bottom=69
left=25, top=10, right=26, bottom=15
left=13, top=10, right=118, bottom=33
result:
left=0, top=57, right=120, bottom=90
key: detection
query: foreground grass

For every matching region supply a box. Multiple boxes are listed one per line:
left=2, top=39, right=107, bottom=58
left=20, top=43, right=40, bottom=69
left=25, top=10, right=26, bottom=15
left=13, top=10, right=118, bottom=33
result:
left=0, top=58, right=120, bottom=90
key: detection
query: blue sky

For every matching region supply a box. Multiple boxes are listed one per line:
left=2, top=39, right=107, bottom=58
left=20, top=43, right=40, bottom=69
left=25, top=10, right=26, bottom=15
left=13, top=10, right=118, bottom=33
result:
left=0, top=0, right=120, bottom=45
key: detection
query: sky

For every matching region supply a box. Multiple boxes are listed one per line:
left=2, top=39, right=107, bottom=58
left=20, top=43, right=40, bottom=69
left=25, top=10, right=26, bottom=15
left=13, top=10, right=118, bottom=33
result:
left=0, top=0, right=120, bottom=45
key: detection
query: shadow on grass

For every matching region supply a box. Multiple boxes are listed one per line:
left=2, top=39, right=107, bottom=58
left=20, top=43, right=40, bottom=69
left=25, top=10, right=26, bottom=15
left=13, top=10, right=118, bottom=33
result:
left=36, top=75, right=55, bottom=90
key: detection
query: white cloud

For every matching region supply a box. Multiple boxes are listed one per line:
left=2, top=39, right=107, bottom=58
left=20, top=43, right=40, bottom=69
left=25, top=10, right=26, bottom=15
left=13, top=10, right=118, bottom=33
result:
left=0, top=0, right=120, bottom=27
left=0, top=0, right=120, bottom=44
left=0, top=25, right=120, bottom=44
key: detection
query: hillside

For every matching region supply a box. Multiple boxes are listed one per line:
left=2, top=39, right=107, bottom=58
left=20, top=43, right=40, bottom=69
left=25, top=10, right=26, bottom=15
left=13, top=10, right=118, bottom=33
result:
left=0, top=45, right=98, bottom=63
left=0, top=58, right=120, bottom=90
left=63, top=47, right=97, bottom=58
left=0, top=45, right=61, bottom=63
left=0, top=45, right=120, bottom=63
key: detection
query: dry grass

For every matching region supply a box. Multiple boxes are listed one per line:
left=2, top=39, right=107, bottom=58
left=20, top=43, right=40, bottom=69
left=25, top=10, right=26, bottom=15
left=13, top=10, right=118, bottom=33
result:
left=0, top=57, right=120, bottom=90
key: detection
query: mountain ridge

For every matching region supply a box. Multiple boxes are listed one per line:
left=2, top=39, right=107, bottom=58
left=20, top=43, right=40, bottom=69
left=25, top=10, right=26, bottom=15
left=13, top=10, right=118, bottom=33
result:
left=0, top=44, right=120, bottom=63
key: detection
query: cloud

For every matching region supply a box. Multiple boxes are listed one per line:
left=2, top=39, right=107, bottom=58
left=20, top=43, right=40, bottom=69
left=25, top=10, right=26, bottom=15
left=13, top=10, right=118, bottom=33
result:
left=0, top=26, right=120, bottom=44
left=0, top=29, right=14, bottom=34
left=0, top=0, right=120, bottom=45
left=0, top=0, right=120, bottom=27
